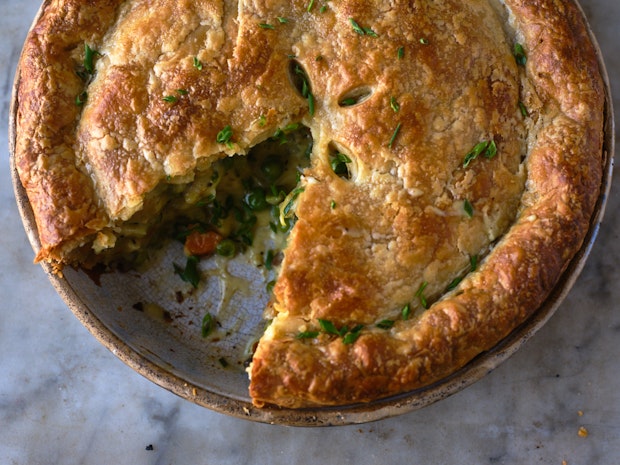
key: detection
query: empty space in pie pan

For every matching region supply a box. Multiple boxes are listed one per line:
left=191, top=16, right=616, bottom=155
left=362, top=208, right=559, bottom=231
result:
left=8, top=0, right=615, bottom=426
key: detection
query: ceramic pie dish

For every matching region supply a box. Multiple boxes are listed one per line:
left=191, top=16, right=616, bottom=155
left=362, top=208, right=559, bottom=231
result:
left=9, top=0, right=614, bottom=425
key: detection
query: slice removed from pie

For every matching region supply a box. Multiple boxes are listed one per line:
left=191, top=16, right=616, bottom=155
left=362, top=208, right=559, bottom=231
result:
left=13, top=0, right=606, bottom=408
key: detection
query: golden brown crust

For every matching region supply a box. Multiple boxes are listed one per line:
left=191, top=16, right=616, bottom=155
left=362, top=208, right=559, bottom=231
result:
left=249, top=0, right=605, bottom=407
left=13, top=0, right=605, bottom=409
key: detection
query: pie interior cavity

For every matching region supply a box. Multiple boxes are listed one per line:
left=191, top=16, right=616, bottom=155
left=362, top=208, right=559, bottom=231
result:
left=13, top=0, right=605, bottom=408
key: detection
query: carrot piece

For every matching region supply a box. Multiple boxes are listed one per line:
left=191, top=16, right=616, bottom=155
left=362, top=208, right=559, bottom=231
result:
left=184, top=230, right=223, bottom=256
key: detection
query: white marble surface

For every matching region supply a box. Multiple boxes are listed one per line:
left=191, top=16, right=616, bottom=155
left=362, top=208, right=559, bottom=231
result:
left=1, top=0, right=619, bottom=463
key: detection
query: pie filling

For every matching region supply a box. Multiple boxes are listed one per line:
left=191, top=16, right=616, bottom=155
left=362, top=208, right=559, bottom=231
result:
left=14, top=0, right=605, bottom=408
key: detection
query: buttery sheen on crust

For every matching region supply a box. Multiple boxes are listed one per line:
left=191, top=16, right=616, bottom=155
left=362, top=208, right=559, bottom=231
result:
left=14, top=0, right=605, bottom=408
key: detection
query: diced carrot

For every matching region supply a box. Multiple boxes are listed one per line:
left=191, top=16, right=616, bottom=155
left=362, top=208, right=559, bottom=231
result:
left=184, top=230, right=223, bottom=256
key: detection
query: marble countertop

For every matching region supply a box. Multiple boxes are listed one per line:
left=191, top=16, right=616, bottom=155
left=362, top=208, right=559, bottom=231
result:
left=1, top=1, right=619, bottom=463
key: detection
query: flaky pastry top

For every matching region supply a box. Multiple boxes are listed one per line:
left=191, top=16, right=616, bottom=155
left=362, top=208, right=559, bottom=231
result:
left=13, top=0, right=605, bottom=408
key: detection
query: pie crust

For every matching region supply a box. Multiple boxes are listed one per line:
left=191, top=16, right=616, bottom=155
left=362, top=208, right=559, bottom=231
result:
left=13, top=0, right=605, bottom=408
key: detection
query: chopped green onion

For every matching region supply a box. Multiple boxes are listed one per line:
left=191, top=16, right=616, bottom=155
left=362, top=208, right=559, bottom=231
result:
left=446, top=277, right=462, bottom=292
left=390, top=96, right=400, bottom=112
left=216, top=125, right=234, bottom=147
left=259, top=23, right=275, bottom=29
left=376, top=319, right=395, bottom=330
left=174, top=255, right=200, bottom=288
left=514, top=43, right=527, bottom=66
left=277, top=17, right=288, bottom=23
left=75, top=91, right=87, bottom=106
left=307, top=0, right=315, bottom=12
left=342, top=325, right=364, bottom=344
left=518, top=101, right=529, bottom=117
left=464, top=199, right=474, bottom=218
left=388, top=122, right=402, bottom=148
left=349, top=18, right=377, bottom=37
left=83, top=43, right=99, bottom=74
left=297, top=331, right=320, bottom=339
left=401, top=303, right=411, bottom=320
left=163, top=95, right=178, bottom=103
left=416, top=281, right=429, bottom=309
left=318, top=319, right=340, bottom=336
left=201, top=313, right=215, bottom=337
left=463, top=140, right=496, bottom=167
left=193, top=56, right=203, bottom=70
left=470, top=254, right=478, bottom=272
left=330, top=152, right=352, bottom=177
left=397, top=46, right=404, bottom=59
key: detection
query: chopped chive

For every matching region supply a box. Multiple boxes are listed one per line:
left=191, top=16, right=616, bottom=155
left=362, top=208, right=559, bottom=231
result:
left=470, top=254, right=478, bottom=272
left=75, top=91, right=87, bottom=106
left=277, top=16, right=288, bottom=23
left=350, top=18, right=365, bottom=35
left=201, top=313, right=215, bottom=337
left=297, top=331, right=320, bottom=339
left=307, top=0, right=315, bottom=12
left=416, top=281, right=429, bottom=309
left=514, top=43, right=527, bottom=66
left=376, top=319, right=395, bottom=330
left=174, top=255, right=200, bottom=288
left=216, top=125, right=234, bottom=147
left=259, top=23, right=275, bottom=29
left=163, top=95, right=178, bottom=103
left=83, top=43, right=100, bottom=74
left=390, top=96, right=400, bottom=112
left=518, top=101, right=529, bottom=117
left=446, top=277, right=462, bottom=292
left=401, top=303, right=411, bottom=320
left=397, top=46, right=404, bottom=59
left=388, top=122, right=402, bottom=148
left=193, top=56, right=203, bottom=70
left=330, top=200, right=337, bottom=209
left=318, top=318, right=340, bottom=336
left=464, top=199, right=474, bottom=218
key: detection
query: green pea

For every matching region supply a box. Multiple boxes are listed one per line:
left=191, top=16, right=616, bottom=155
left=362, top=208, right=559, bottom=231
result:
left=216, top=239, right=237, bottom=257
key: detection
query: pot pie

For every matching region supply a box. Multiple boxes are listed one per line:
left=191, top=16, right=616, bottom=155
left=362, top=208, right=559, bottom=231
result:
left=13, top=0, right=605, bottom=408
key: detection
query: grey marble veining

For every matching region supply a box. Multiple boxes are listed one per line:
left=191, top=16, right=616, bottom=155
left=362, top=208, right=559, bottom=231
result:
left=1, top=1, right=619, bottom=464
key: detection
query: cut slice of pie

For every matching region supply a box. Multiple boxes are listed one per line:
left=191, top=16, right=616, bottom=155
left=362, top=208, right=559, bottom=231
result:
left=13, top=0, right=606, bottom=408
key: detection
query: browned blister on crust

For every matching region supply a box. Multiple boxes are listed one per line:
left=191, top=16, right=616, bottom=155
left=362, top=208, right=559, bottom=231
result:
left=13, top=0, right=605, bottom=408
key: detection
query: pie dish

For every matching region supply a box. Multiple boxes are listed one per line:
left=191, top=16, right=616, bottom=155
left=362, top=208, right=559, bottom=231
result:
left=11, top=0, right=610, bottom=413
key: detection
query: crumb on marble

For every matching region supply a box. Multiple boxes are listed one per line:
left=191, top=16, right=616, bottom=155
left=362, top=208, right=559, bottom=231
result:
left=578, top=426, right=589, bottom=438
left=146, top=444, right=154, bottom=451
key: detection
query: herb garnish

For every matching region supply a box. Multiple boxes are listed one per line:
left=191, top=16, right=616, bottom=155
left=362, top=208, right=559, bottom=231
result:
left=416, top=281, right=429, bottom=309
left=463, top=140, right=497, bottom=167
left=397, top=46, right=404, bottom=59
left=401, top=303, right=411, bottom=320
left=330, top=152, right=352, bottom=177
left=349, top=18, right=378, bottom=37
left=259, top=23, right=275, bottom=29
left=201, top=313, right=215, bottom=337
left=518, top=101, right=529, bottom=118
left=293, top=65, right=315, bottom=116
left=216, top=125, right=234, bottom=148
left=513, top=43, right=527, bottom=66
left=174, top=255, right=200, bottom=288
left=376, top=319, right=395, bottom=330
left=390, top=96, right=400, bottom=112
left=464, top=199, right=474, bottom=218
left=388, top=122, right=402, bottom=148
left=75, top=91, right=88, bottom=106
left=193, top=57, right=203, bottom=70
left=83, top=43, right=100, bottom=74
